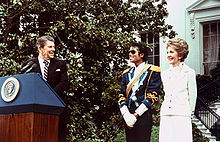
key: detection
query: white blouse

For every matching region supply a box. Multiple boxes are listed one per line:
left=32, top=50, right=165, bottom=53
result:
left=160, top=63, right=197, bottom=117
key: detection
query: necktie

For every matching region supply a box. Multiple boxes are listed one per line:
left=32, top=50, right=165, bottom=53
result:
left=43, top=60, right=49, bottom=81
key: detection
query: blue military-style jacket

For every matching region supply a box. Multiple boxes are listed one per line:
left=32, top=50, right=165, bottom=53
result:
left=118, top=64, right=162, bottom=109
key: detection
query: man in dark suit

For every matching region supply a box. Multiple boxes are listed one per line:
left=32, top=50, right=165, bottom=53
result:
left=22, top=35, right=69, bottom=142
left=118, top=42, right=161, bottom=142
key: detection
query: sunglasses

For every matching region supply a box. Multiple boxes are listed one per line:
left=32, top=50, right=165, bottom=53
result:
left=128, top=50, right=136, bottom=54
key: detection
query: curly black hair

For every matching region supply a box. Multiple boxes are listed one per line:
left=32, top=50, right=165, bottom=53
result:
left=130, top=42, right=148, bottom=61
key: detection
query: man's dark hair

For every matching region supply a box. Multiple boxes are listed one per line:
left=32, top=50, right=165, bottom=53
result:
left=131, top=42, right=148, bottom=61
left=36, top=35, right=55, bottom=48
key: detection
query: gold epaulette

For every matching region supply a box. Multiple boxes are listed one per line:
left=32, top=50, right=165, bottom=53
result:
left=122, top=67, right=134, bottom=75
left=150, top=65, right=161, bottom=72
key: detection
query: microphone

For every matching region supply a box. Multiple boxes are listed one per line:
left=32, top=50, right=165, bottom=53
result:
left=24, top=63, right=37, bottom=73
left=21, top=61, right=34, bottom=73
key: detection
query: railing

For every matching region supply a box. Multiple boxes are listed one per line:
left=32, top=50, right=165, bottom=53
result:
left=195, top=78, right=220, bottom=140
left=195, top=97, right=220, bottom=128
left=197, top=78, right=220, bottom=105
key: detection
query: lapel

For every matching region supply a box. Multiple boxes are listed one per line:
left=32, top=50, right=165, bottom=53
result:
left=181, top=63, right=190, bottom=73
left=47, top=58, right=59, bottom=81
left=128, top=67, right=134, bottom=80
left=47, top=58, right=55, bottom=80
left=33, top=58, right=42, bottom=74
left=34, top=58, right=57, bottom=79
left=139, top=70, right=148, bottom=84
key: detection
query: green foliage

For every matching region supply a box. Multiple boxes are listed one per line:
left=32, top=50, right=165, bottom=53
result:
left=150, top=126, right=159, bottom=142
left=0, top=43, right=21, bottom=76
left=66, top=95, right=123, bottom=141
left=114, top=129, right=126, bottom=142
left=0, top=0, right=175, bottom=141
left=152, top=86, right=164, bottom=126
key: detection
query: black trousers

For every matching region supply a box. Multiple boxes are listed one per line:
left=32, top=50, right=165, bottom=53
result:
left=125, top=102, right=153, bottom=142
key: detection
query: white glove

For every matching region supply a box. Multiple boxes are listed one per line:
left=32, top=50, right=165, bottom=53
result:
left=123, top=112, right=137, bottom=128
left=120, top=105, right=137, bottom=127
left=135, top=103, right=148, bottom=116
left=120, top=105, right=130, bottom=116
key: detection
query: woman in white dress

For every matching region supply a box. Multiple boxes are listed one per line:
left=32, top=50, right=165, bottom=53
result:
left=159, top=38, right=197, bottom=142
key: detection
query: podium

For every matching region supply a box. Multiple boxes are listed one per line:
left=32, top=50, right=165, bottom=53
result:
left=0, top=73, right=65, bottom=142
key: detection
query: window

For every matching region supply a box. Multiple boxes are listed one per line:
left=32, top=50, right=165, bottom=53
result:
left=141, top=32, right=160, bottom=66
left=202, top=21, right=220, bottom=75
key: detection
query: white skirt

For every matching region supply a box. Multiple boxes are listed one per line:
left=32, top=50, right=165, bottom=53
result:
left=159, top=115, right=192, bottom=142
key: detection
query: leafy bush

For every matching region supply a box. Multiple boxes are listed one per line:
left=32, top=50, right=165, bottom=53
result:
left=0, top=43, right=21, bottom=76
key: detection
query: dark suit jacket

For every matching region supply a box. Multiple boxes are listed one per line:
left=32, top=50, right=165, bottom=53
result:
left=22, top=57, right=69, bottom=101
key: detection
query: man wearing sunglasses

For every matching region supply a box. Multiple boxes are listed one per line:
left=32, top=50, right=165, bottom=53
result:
left=118, top=42, right=161, bottom=142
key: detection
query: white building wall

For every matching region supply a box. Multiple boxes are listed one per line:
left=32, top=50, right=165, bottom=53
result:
left=160, top=0, right=199, bottom=73
left=160, top=0, right=220, bottom=75
left=185, top=0, right=201, bottom=75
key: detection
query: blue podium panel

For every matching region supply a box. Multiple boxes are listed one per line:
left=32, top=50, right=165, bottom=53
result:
left=0, top=73, right=65, bottom=115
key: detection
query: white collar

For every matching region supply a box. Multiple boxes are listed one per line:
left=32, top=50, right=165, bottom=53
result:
left=134, top=62, right=145, bottom=70
left=133, top=62, right=146, bottom=77
left=38, top=56, right=50, bottom=64
left=169, top=62, right=184, bottom=72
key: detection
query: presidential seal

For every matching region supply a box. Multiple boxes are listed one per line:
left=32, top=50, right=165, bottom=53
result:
left=1, top=77, right=20, bottom=102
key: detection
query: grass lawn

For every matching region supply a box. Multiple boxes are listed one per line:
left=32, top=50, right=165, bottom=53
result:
left=114, top=126, right=159, bottom=142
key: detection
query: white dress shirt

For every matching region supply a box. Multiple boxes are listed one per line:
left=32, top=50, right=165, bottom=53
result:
left=38, top=56, right=50, bottom=76
left=132, top=62, right=146, bottom=92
